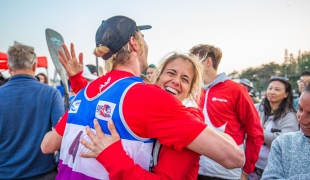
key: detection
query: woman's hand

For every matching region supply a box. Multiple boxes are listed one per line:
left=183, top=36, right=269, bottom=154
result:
left=80, top=119, right=120, bottom=158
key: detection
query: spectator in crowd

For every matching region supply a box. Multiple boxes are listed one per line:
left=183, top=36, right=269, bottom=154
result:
left=140, top=73, right=150, bottom=84
left=0, top=44, right=64, bottom=179
left=262, top=83, right=310, bottom=179
left=42, top=15, right=244, bottom=179
left=239, top=78, right=260, bottom=103
left=249, top=76, right=299, bottom=180
left=190, top=44, right=264, bottom=180
left=36, top=72, right=49, bottom=84
left=146, top=63, right=157, bottom=83
left=293, top=70, right=310, bottom=110
left=0, top=70, right=10, bottom=86
left=82, top=65, right=98, bottom=82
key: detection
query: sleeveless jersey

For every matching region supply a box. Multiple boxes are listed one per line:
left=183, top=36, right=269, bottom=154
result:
left=57, top=76, right=154, bottom=180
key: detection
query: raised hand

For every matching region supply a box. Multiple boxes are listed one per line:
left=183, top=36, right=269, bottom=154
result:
left=80, top=119, right=120, bottom=158
left=58, top=43, right=84, bottom=77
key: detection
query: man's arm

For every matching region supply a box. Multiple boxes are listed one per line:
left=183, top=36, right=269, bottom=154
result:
left=41, top=129, right=62, bottom=154
left=41, top=111, right=68, bottom=154
left=237, top=89, right=264, bottom=175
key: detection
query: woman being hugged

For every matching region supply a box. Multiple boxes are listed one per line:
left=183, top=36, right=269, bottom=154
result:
left=249, top=76, right=299, bottom=180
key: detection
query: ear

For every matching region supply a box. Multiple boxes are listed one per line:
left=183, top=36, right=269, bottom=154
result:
left=8, top=63, right=13, bottom=75
left=32, top=62, right=37, bottom=72
left=205, top=57, right=212, bottom=67
left=284, top=92, right=288, bottom=98
left=129, top=36, right=139, bottom=51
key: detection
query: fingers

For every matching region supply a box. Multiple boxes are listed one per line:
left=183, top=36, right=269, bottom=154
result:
left=93, top=119, right=105, bottom=138
left=70, top=43, right=76, bottom=59
left=78, top=53, right=84, bottom=65
left=58, top=48, right=66, bottom=63
left=80, top=151, right=97, bottom=158
left=62, top=43, right=72, bottom=60
left=108, top=119, right=120, bottom=140
left=84, top=126, right=96, bottom=142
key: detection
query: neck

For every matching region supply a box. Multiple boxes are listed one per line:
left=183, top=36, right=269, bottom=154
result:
left=269, top=102, right=280, bottom=111
left=11, top=69, right=35, bottom=77
left=203, top=68, right=218, bottom=85
left=113, top=55, right=142, bottom=76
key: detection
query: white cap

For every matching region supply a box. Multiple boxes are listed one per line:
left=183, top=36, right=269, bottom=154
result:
left=0, top=70, right=11, bottom=80
left=82, top=65, right=98, bottom=81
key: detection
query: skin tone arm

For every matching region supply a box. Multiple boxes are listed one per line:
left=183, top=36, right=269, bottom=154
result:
left=41, top=128, right=62, bottom=154
left=80, top=119, right=245, bottom=169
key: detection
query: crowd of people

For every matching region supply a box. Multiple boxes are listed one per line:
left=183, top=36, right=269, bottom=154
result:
left=1, top=15, right=310, bottom=180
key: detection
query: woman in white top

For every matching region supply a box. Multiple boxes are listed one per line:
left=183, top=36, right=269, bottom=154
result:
left=249, top=76, right=299, bottom=180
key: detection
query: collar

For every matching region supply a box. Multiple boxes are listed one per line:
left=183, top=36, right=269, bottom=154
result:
left=203, top=72, right=230, bottom=90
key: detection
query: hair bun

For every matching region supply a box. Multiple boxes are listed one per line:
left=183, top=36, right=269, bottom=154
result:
left=93, top=45, right=110, bottom=57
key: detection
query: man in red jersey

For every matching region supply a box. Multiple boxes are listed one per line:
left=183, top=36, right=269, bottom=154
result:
left=41, top=16, right=244, bottom=179
left=190, top=44, right=264, bottom=180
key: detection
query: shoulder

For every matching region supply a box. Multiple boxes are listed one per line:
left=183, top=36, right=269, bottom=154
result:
left=275, top=131, right=300, bottom=144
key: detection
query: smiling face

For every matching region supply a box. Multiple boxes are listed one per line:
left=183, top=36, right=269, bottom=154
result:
left=266, top=80, right=288, bottom=104
left=156, top=57, right=194, bottom=102
left=297, top=91, right=310, bottom=136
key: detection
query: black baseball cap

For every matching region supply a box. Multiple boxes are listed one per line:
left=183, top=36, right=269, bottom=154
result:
left=95, top=15, right=152, bottom=60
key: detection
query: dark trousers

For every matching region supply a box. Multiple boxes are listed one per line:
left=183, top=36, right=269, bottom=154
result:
left=197, top=174, right=229, bottom=180
left=19, top=169, right=57, bottom=180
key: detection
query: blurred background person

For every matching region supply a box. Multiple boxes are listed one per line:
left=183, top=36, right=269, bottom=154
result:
left=82, top=65, right=98, bottom=82
left=293, top=70, right=310, bottom=110
left=0, top=70, right=10, bottom=86
left=262, top=83, right=310, bottom=179
left=249, top=76, right=299, bottom=180
left=0, top=44, right=64, bottom=179
left=36, top=72, right=48, bottom=84
left=146, top=63, right=157, bottom=83
left=190, top=44, right=263, bottom=180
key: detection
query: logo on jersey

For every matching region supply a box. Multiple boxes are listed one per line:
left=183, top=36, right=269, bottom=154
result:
left=95, top=101, right=116, bottom=120
left=99, top=77, right=111, bottom=92
left=212, top=97, right=227, bottom=102
left=69, top=100, right=81, bottom=113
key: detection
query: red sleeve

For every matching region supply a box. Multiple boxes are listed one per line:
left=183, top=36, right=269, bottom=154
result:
left=97, top=141, right=171, bottom=180
left=69, top=72, right=88, bottom=94
left=55, top=111, right=68, bottom=136
left=152, top=146, right=200, bottom=179
left=236, top=89, right=264, bottom=174
left=124, top=85, right=207, bottom=152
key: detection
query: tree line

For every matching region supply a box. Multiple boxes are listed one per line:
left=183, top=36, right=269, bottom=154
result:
left=228, top=49, right=310, bottom=95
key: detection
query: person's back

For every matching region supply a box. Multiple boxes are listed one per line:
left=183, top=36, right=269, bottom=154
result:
left=0, top=44, right=64, bottom=179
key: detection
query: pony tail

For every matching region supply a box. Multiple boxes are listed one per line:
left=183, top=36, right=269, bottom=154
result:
left=93, top=45, right=110, bottom=57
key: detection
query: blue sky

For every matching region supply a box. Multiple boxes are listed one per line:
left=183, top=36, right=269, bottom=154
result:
left=1, top=0, right=310, bottom=78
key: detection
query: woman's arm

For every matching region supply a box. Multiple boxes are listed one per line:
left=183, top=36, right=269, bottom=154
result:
left=264, top=112, right=299, bottom=147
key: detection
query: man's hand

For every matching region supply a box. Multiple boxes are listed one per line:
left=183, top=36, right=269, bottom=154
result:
left=58, top=43, right=84, bottom=77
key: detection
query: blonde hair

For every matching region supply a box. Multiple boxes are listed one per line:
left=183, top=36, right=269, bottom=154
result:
left=155, top=52, right=203, bottom=101
left=93, top=31, right=144, bottom=73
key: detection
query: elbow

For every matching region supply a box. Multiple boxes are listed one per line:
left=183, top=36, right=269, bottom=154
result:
left=223, top=149, right=245, bottom=169
left=41, top=141, right=52, bottom=154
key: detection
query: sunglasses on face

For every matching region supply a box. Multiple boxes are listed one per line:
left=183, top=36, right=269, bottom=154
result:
left=270, top=76, right=289, bottom=82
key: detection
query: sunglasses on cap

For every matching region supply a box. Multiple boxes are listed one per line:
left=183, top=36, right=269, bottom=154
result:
left=270, top=76, right=289, bottom=81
